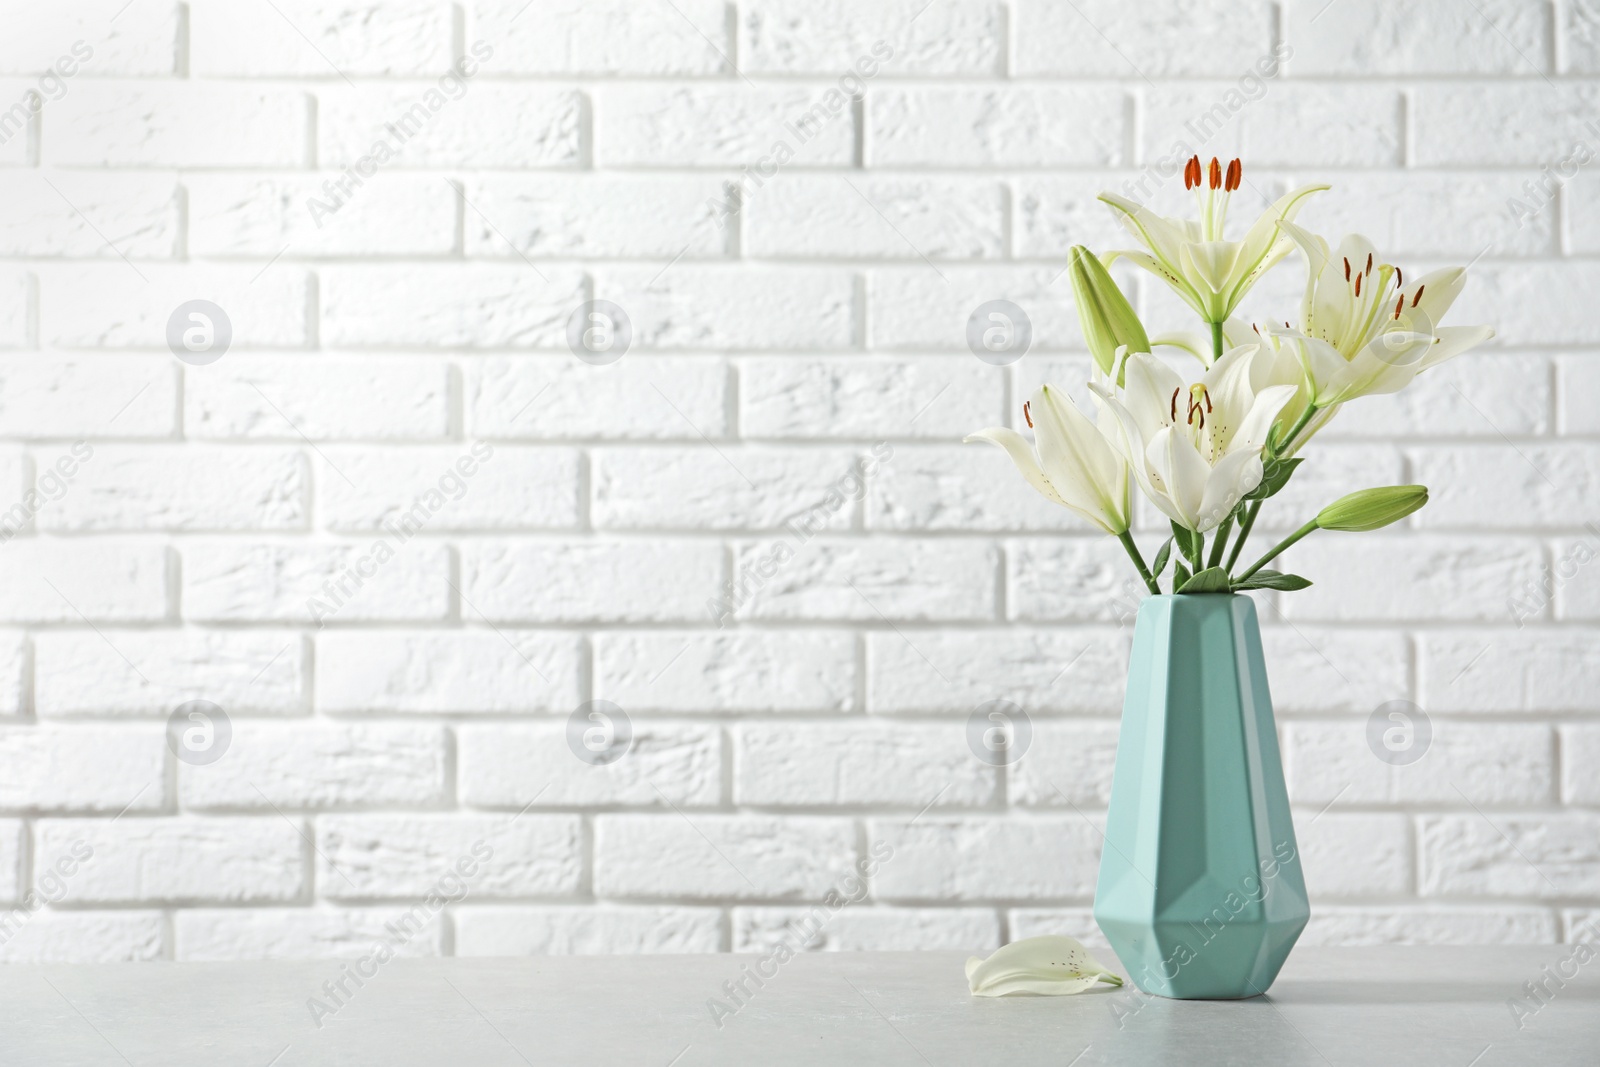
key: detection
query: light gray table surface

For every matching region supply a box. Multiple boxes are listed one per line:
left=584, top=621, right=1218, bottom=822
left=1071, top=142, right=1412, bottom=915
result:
left=0, top=946, right=1594, bottom=1065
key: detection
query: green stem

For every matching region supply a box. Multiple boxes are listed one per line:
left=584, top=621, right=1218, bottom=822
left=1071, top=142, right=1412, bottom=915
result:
left=1225, top=500, right=1261, bottom=572
left=1209, top=319, right=1224, bottom=365
left=1207, top=512, right=1233, bottom=570
left=1277, top=403, right=1320, bottom=457
left=1117, top=530, right=1162, bottom=595
left=1236, top=520, right=1319, bottom=583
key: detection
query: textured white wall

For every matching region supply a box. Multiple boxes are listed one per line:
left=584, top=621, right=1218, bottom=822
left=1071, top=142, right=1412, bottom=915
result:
left=0, top=0, right=1595, bottom=963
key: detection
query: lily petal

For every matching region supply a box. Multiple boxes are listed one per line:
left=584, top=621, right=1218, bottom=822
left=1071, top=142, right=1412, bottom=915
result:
left=966, top=935, right=1124, bottom=998
left=1419, top=324, right=1494, bottom=369
left=963, top=428, right=1067, bottom=507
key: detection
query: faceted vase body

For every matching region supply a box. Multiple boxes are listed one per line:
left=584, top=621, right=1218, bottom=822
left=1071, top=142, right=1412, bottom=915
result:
left=1093, top=594, right=1308, bottom=999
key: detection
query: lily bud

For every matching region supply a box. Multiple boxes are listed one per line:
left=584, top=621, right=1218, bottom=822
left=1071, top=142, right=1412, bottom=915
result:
left=1068, top=245, right=1149, bottom=381
left=1316, top=485, right=1428, bottom=532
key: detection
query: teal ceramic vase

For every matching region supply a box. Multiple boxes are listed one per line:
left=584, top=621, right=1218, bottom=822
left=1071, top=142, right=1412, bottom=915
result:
left=1093, top=593, right=1308, bottom=999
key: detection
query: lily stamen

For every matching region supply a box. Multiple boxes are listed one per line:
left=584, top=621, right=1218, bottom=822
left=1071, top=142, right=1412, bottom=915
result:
left=1412, top=286, right=1424, bottom=307
left=1023, top=401, right=1033, bottom=428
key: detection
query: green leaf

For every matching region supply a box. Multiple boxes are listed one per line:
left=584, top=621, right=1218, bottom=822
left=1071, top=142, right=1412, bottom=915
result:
left=1245, top=456, right=1304, bottom=502
left=1170, top=520, right=1199, bottom=566
left=1174, top=559, right=1191, bottom=591
left=1176, top=566, right=1232, bottom=594
left=1231, top=569, right=1314, bottom=591
left=1150, top=537, right=1173, bottom=579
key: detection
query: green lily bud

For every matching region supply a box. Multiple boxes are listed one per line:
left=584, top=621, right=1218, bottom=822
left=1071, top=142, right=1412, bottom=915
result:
left=1068, top=245, right=1149, bottom=382
left=1316, top=485, right=1429, bottom=532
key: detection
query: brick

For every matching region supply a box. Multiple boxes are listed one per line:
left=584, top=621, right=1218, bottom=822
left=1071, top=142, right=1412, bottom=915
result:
left=39, top=264, right=310, bottom=350
left=48, top=83, right=308, bottom=166
left=321, top=265, right=585, bottom=348
left=1260, top=626, right=1410, bottom=715
left=473, top=0, right=728, bottom=75
left=0, top=172, right=179, bottom=258
left=871, top=818, right=1100, bottom=900
left=742, top=359, right=1000, bottom=439
left=180, top=723, right=446, bottom=810
left=1322, top=353, right=1549, bottom=439
left=1567, top=2, right=1600, bottom=72
left=596, top=266, right=853, bottom=351
left=1420, top=814, right=1600, bottom=897
left=0, top=726, right=166, bottom=813
left=464, top=356, right=729, bottom=440
left=1286, top=721, right=1554, bottom=807
left=1142, top=85, right=1402, bottom=167
left=1570, top=175, right=1600, bottom=253
left=461, top=539, right=719, bottom=623
left=463, top=174, right=729, bottom=259
left=0, top=633, right=24, bottom=717
left=0, top=357, right=175, bottom=437
left=595, top=631, right=856, bottom=713
left=0, top=3, right=179, bottom=75
left=185, top=356, right=451, bottom=441
left=1014, top=175, right=1152, bottom=259
left=459, top=722, right=721, bottom=808
left=595, top=814, right=855, bottom=899
left=318, top=445, right=578, bottom=532
left=870, top=87, right=1126, bottom=167
left=38, top=817, right=305, bottom=903
left=1006, top=908, right=1107, bottom=950
left=41, top=446, right=306, bottom=532
left=1414, top=84, right=1600, bottom=165
left=1552, top=530, right=1600, bottom=621
left=867, top=629, right=1128, bottom=715
left=187, top=174, right=456, bottom=257
left=319, top=85, right=582, bottom=169
left=1008, top=538, right=1155, bottom=622
left=1561, top=726, right=1600, bottom=805
left=0, top=818, right=16, bottom=900
left=733, top=906, right=1000, bottom=953
left=1466, top=261, right=1600, bottom=345
left=1009, top=721, right=1120, bottom=807
left=1014, top=0, right=1273, bottom=76
left=1566, top=910, right=1600, bottom=940
left=184, top=540, right=449, bottom=624
left=454, top=906, right=723, bottom=954
left=0, top=539, right=167, bottom=623
left=1421, top=630, right=1600, bottom=713
left=731, top=537, right=998, bottom=622
left=1302, top=172, right=1556, bottom=258
left=1560, top=355, right=1600, bottom=433
left=35, top=631, right=306, bottom=718
left=175, top=907, right=441, bottom=960
left=1281, top=536, right=1544, bottom=622
left=0, top=911, right=164, bottom=962
left=592, top=446, right=860, bottom=531
left=0, top=269, right=30, bottom=347
left=741, top=0, right=1000, bottom=74
left=1298, top=814, right=1411, bottom=897
left=190, top=0, right=453, bottom=76
left=1412, top=444, right=1600, bottom=528
left=1300, top=907, right=1558, bottom=946
left=867, top=444, right=1103, bottom=534
left=1288, top=0, right=1550, bottom=74
left=316, top=814, right=582, bottom=899
left=315, top=631, right=581, bottom=714
left=866, top=267, right=1081, bottom=351
left=746, top=176, right=1004, bottom=259
left=595, top=86, right=853, bottom=166
left=734, top=722, right=996, bottom=807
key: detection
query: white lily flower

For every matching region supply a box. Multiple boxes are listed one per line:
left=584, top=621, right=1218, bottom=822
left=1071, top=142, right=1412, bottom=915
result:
left=965, top=385, right=1131, bottom=535
left=1099, top=156, right=1328, bottom=325
left=966, top=935, right=1123, bottom=997
left=1092, top=346, right=1298, bottom=532
left=1270, top=221, right=1495, bottom=408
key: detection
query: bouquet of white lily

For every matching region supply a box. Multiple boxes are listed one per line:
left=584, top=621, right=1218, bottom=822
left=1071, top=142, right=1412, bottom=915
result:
left=967, top=156, right=1494, bottom=596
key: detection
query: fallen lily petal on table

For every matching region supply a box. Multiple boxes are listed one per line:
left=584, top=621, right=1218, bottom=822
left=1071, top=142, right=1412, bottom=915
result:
left=965, top=936, right=1125, bottom=997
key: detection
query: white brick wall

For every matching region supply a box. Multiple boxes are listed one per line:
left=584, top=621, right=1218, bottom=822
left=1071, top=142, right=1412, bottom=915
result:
left=0, top=0, right=1594, bottom=963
